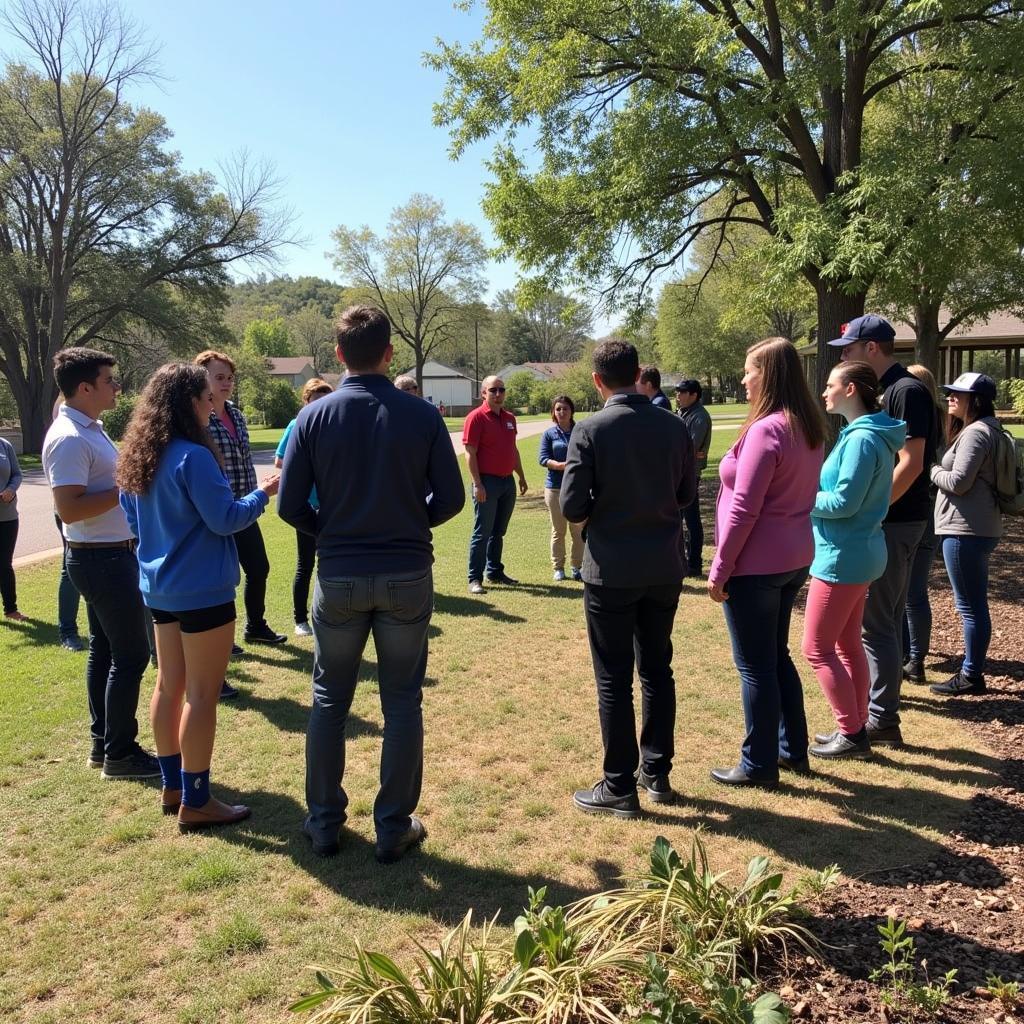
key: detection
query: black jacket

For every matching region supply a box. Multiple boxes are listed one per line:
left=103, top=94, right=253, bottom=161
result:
left=560, top=392, right=696, bottom=587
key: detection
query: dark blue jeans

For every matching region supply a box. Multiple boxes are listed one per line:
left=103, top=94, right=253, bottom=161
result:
left=467, top=473, right=516, bottom=582
left=65, top=546, right=149, bottom=758
left=55, top=514, right=81, bottom=640
left=941, top=535, right=998, bottom=678
left=721, top=568, right=809, bottom=780
left=682, top=495, right=704, bottom=575
left=902, top=521, right=936, bottom=665
left=306, top=570, right=433, bottom=847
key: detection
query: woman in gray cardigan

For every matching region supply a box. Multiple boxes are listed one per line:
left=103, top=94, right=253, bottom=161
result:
left=0, top=435, right=25, bottom=620
left=929, top=372, right=1002, bottom=697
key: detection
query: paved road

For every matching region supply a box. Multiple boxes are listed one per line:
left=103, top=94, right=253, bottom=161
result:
left=13, top=420, right=552, bottom=566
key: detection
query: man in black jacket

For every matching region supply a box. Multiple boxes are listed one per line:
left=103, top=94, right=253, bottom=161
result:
left=561, top=340, right=696, bottom=817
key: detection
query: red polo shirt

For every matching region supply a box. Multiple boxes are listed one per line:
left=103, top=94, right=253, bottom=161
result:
left=462, top=404, right=518, bottom=476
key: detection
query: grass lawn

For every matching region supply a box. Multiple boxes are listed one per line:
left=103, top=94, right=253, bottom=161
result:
left=0, top=428, right=996, bottom=1024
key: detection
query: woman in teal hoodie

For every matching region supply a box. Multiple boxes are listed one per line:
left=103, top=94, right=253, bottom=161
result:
left=801, top=361, right=906, bottom=761
left=118, top=364, right=279, bottom=831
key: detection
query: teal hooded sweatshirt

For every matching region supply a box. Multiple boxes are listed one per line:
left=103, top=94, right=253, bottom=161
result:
left=810, top=412, right=907, bottom=584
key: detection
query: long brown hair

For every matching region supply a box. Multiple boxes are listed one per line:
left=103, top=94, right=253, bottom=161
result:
left=117, top=364, right=223, bottom=495
left=831, top=360, right=880, bottom=413
left=742, top=337, right=826, bottom=448
left=946, top=391, right=996, bottom=444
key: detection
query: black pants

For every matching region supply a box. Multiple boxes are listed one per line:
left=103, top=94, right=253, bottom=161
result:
left=65, top=546, right=148, bottom=758
left=0, top=518, right=18, bottom=613
left=233, top=521, right=270, bottom=630
left=681, top=495, right=704, bottom=575
left=583, top=580, right=682, bottom=795
left=293, top=529, right=316, bottom=624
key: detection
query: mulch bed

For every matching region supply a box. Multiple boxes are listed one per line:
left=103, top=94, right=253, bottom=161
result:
left=768, top=514, right=1024, bottom=1022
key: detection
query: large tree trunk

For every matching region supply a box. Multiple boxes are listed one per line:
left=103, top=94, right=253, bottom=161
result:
left=914, top=301, right=942, bottom=378
left=814, top=285, right=867, bottom=397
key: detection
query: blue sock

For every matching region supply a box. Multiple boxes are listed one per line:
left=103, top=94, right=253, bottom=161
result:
left=158, top=753, right=182, bottom=790
left=181, top=769, right=210, bottom=808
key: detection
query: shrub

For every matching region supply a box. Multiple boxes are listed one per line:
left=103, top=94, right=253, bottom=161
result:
left=1005, top=378, right=1024, bottom=416
left=262, top=379, right=301, bottom=427
left=504, top=371, right=536, bottom=413
left=102, top=394, right=137, bottom=440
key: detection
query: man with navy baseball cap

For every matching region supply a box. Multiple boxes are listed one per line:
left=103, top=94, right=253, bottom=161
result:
left=830, top=314, right=938, bottom=747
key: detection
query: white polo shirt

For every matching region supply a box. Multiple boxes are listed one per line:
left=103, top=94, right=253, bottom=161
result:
left=42, top=405, right=132, bottom=543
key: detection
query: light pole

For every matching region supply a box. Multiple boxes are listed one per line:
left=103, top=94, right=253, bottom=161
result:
left=474, top=319, right=480, bottom=393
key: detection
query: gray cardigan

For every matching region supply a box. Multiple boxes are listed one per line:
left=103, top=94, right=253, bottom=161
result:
left=0, top=437, right=21, bottom=522
left=931, top=416, right=1002, bottom=538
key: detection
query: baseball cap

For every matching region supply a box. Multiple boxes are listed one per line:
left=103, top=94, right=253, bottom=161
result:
left=941, top=372, right=997, bottom=400
left=827, top=314, right=896, bottom=347
left=674, top=378, right=701, bottom=393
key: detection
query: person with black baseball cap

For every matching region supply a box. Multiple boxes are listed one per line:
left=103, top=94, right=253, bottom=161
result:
left=928, top=372, right=1003, bottom=696
left=674, top=379, right=712, bottom=576
left=830, top=314, right=938, bottom=746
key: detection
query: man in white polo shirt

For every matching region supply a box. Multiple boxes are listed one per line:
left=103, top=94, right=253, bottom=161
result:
left=42, top=348, right=158, bottom=779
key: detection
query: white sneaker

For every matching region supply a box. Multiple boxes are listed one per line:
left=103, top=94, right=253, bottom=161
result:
left=294, top=622, right=313, bottom=636
left=553, top=569, right=565, bottom=581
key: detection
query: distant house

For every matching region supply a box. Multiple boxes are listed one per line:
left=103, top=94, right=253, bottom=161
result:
left=495, top=361, right=574, bottom=381
left=399, top=360, right=476, bottom=415
left=267, top=357, right=316, bottom=388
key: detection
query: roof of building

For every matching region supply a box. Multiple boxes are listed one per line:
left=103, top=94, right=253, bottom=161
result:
left=522, top=361, right=575, bottom=377
left=891, top=310, right=1024, bottom=343
left=267, top=357, right=314, bottom=375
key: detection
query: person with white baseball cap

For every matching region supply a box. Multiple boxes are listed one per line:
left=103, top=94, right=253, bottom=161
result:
left=929, top=371, right=1003, bottom=696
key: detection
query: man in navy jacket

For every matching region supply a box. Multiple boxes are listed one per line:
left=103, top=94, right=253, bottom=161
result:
left=278, top=305, right=465, bottom=863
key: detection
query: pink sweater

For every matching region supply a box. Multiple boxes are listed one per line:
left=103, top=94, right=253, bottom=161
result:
left=709, top=411, right=823, bottom=587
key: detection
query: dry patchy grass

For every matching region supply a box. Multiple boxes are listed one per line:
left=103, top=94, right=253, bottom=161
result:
left=0, top=431, right=996, bottom=1023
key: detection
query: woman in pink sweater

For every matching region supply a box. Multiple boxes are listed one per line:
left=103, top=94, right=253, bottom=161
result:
left=709, top=338, right=825, bottom=788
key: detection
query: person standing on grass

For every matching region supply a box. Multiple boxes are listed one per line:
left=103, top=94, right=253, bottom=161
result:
left=929, top=372, right=1003, bottom=698
left=275, top=378, right=333, bottom=636
left=901, top=364, right=946, bottom=685
left=832, top=315, right=938, bottom=748
left=802, top=362, right=905, bottom=761
left=51, top=398, right=85, bottom=651
left=195, top=350, right=287, bottom=652
left=118, top=364, right=279, bottom=829
left=463, top=375, right=528, bottom=594
left=675, top=379, right=713, bottom=577
left=638, top=366, right=672, bottom=409
left=42, top=348, right=158, bottom=781
left=561, top=340, right=695, bottom=817
left=0, top=434, right=25, bottom=622
left=278, top=305, right=464, bottom=863
left=708, top=337, right=825, bottom=789
left=539, top=394, right=585, bottom=582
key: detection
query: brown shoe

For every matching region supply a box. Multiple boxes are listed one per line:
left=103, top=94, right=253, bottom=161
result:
left=161, top=788, right=182, bottom=815
left=178, top=796, right=250, bottom=833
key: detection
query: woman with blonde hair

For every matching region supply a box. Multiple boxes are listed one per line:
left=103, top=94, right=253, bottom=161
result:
left=901, top=364, right=945, bottom=683
left=275, top=378, right=333, bottom=634
left=118, top=363, right=279, bottom=829
left=708, top=337, right=825, bottom=788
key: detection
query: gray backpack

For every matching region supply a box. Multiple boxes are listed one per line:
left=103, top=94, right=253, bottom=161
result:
left=989, top=423, right=1024, bottom=516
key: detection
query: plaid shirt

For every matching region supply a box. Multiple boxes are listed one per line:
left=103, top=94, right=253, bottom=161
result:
left=207, top=402, right=257, bottom=499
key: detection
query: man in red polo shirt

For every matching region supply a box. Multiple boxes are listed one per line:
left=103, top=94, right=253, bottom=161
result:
left=463, top=375, right=528, bottom=594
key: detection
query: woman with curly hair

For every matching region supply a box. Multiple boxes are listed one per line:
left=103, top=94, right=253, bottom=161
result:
left=117, top=364, right=279, bottom=831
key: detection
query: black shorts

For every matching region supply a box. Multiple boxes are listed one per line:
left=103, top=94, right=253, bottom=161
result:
left=150, top=602, right=236, bottom=634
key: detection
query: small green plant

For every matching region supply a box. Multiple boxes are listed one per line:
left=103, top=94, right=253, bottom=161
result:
left=795, top=864, right=841, bottom=902
left=869, top=917, right=956, bottom=1020
left=514, top=885, right=581, bottom=968
left=984, top=974, right=1021, bottom=1010
left=198, top=912, right=267, bottom=960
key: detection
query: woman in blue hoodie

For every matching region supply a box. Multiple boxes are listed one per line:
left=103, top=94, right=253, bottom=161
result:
left=801, top=361, right=906, bottom=761
left=117, top=364, right=279, bottom=831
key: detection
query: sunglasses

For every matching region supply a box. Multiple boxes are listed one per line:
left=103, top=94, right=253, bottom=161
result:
left=487, top=386, right=506, bottom=394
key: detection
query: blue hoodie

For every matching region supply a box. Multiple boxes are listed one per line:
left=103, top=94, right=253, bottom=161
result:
left=120, top=439, right=268, bottom=611
left=810, top=412, right=906, bottom=584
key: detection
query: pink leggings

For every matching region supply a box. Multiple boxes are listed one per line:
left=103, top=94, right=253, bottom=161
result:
left=801, top=578, right=870, bottom=736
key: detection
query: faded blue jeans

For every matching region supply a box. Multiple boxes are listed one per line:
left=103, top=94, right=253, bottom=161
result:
left=306, top=570, right=433, bottom=848
left=467, top=473, right=516, bottom=582
left=941, top=535, right=999, bottom=678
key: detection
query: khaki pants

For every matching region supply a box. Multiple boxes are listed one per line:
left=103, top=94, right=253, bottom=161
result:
left=544, top=487, right=585, bottom=571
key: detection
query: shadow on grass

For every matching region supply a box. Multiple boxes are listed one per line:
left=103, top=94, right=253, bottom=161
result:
left=433, top=592, right=528, bottom=622
left=212, top=785, right=613, bottom=925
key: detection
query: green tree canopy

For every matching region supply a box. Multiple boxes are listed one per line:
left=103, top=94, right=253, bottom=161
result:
left=242, top=317, right=292, bottom=357
left=493, top=286, right=594, bottom=364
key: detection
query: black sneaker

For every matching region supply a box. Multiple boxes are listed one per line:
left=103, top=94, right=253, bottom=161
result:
left=485, top=572, right=519, bottom=586
left=778, top=755, right=812, bottom=775
left=87, top=742, right=104, bottom=770
left=930, top=671, right=986, bottom=696
left=636, top=769, right=676, bottom=804
left=231, top=643, right=244, bottom=657
left=219, top=681, right=239, bottom=701
left=101, top=744, right=160, bottom=780
left=243, top=623, right=287, bottom=645
left=375, top=815, right=427, bottom=864
left=302, top=817, right=341, bottom=858
left=60, top=635, right=85, bottom=652
left=709, top=765, right=778, bottom=790
left=810, top=731, right=872, bottom=760
left=903, top=659, right=926, bottom=684
left=866, top=723, right=904, bottom=747
left=572, top=780, right=641, bottom=819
